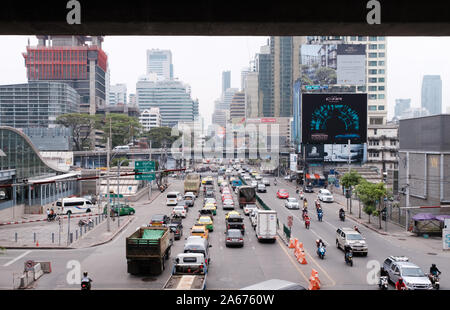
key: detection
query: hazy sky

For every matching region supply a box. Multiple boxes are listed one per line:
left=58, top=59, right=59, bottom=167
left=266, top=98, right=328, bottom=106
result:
left=1, top=36, right=450, bottom=127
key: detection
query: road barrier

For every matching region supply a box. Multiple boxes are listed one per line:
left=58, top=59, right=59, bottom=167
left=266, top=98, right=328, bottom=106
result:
left=308, top=269, right=321, bottom=290
left=0, top=212, right=103, bottom=226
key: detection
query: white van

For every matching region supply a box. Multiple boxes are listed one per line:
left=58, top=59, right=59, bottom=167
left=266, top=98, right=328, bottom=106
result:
left=166, top=192, right=182, bottom=206
left=113, top=145, right=130, bottom=151
left=56, top=197, right=94, bottom=215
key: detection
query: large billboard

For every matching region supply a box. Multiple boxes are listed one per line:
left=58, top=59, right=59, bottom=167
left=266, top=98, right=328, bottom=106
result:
left=324, top=144, right=366, bottom=163
left=301, top=93, right=367, bottom=144
left=336, top=44, right=366, bottom=85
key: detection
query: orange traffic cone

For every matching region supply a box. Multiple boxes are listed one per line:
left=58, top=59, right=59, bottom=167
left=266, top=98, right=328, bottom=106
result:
left=298, top=252, right=308, bottom=264
left=311, top=269, right=318, bottom=278
left=288, top=238, right=295, bottom=248
left=298, top=242, right=304, bottom=250
left=309, top=276, right=319, bottom=290
left=294, top=238, right=298, bottom=247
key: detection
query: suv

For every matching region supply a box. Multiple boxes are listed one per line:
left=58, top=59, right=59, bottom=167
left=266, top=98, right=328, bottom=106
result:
left=382, top=256, right=432, bottom=290
left=336, top=227, right=368, bottom=256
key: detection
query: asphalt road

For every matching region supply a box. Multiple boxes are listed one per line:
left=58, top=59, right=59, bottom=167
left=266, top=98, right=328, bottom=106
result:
left=0, top=176, right=309, bottom=290
left=256, top=174, right=450, bottom=290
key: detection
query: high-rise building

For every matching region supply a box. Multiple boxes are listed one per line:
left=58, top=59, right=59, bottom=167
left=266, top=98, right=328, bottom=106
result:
left=0, top=82, right=80, bottom=128
left=240, top=67, right=251, bottom=91
left=394, top=99, right=411, bottom=119
left=221, top=88, right=239, bottom=111
left=305, top=36, right=388, bottom=125
left=105, top=67, right=110, bottom=105
left=139, top=108, right=162, bottom=131
left=222, top=71, right=231, bottom=98
left=256, top=45, right=273, bottom=117
left=23, top=35, right=108, bottom=116
left=400, top=107, right=430, bottom=119
left=212, top=109, right=228, bottom=128
left=109, top=83, right=127, bottom=105
left=230, top=92, right=246, bottom=122
left=421, top=75, right=442, bottom=116
left=136, top=78, right=197, bottom=127
left=147, top=49, right=173, bottom=80
left=129, top=94, right=136, bottom=105
left=245, top=72, right=259, bottom=118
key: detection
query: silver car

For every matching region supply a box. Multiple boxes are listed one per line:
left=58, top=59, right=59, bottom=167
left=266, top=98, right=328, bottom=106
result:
left=225, top=229, right=244, bottom=247
left=285, top=198, right=300, bottom=209
left=383, top=256, right=432, bottom=290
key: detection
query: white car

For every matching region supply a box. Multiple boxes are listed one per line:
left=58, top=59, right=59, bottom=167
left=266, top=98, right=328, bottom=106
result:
left=223, top=199, right=235, bottom=210
left=318, top=189, right=334, bottom=202
left=166, top=192, right=182, bottom=206
left=204, top=198, right=217, bottom=207
left=249, top=210, right=258, bottom=228
left=262, top=178, right=270, bottom=186
left=255, top=175, right=262, bottom=181
left=172, top=206, right=187, bottom=218
left=285, top=198, right=300, bottom=209
left=244, top=175, right=251, bottom=181
left=250, top=181, right=258, bottom=188
left=244, top=204, right=258, bottom=216
left=184, top=192, right=196, bottom=201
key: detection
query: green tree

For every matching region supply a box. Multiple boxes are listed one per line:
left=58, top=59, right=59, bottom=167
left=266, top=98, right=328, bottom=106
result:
left=56, top=113, right=100, bottom=151
left=111, top=157, right=129, bottom=167
left=100, top=114, right=142, bottom=148
left=341, top=170, right=362, bottom=214
left=315, top=67, right=337, bottom=85
left=142, top=126, right=182, bottom=149
left=355, top=180, right=387, bottom=226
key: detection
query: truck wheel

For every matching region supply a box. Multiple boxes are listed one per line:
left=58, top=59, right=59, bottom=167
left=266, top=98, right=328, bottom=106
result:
left=166, top=248, right=171, bottom=260
left=162, top=258, right=165, bottom=271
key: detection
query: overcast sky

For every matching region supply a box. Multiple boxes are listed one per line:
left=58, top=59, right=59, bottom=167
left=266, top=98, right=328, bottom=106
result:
left=1, top=36, right=449, bottom=127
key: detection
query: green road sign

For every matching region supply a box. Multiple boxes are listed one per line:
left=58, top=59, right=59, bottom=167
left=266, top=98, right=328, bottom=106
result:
left=135, top=161, right=155, bottom=172
left=105, top=194, right=123, bottom=198
left=135, top=173, right=155, bottom=181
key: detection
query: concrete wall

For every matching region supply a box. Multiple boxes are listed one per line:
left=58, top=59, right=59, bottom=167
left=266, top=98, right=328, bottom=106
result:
left=0, top=203, right=25, bottom=220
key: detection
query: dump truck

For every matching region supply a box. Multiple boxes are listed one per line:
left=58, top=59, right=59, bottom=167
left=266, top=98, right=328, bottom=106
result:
left=163, top=253, right=207, bottom=290
left=126, top=226, right=172, bottom=275
left=238, top=186, right=256, bottom=208
left=184, top=173, right=201, bottom=197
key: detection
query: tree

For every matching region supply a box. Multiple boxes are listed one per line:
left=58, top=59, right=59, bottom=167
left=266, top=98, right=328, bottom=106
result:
left=355, top=180, right=387, bottom=226
left=100, top=114, right=142, bottom=148
left=141, top=126, right=182, bottom=149
left=56, top=113, right=100, bottom=151
left=315, top=67, right=337, bottom=85
left=111, top=157, right=129, bottom=167
left=340, top=170, right=362, bottom=214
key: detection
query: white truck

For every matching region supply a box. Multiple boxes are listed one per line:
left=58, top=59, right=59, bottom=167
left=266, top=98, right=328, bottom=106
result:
left=163, top=253, right=207, bottom=290
left=255, top=210, right=277, bottom=242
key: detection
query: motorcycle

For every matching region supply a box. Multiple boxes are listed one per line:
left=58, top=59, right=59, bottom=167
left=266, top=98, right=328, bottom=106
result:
left=273, top=181, right=277, bottom=186
left=428, top=273, right=440, bottom=289
left=81, top=280, right=91, bottom=290
left=46, top=214, right=60, bottom=222
left=345, top=252, right=353, bottom=266
left=317, top=210, right=323, bottom=222
left=299, top=192, right=304, bottom=200
left=305, top=218, right=310, bottom=229
left=78, top=218, right=94, bottom=228
left=317, top=246, right=326, bottom=259
left=302, top=210, right=308, bottom=220
left=339, top=212, right=345, bottom=222
left=378, top=276, right=388, bottom=290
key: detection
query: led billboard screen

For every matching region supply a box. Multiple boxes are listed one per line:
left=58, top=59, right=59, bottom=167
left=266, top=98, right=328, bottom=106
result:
left=302, top=93, right=367, bottom=144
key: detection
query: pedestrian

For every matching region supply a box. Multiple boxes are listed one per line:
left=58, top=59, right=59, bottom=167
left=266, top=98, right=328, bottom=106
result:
left=46, top=208, right=50, bottom=220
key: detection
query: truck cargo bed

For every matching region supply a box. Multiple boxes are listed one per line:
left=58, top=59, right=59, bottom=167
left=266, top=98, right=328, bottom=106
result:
left=164, top=275, right=205, bottom=290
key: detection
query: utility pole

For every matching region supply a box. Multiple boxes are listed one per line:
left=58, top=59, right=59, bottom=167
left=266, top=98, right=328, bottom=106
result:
left=106, top=137, right=111, bottom=233
left=149, top=140, right=152, bottom=200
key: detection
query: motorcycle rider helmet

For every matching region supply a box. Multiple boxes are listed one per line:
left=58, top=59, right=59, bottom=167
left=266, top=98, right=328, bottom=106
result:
left=432, top=264, right=436, bottom=268
left=398, top=277, right=403, bottom=282
left=83, top=272, right=88, bottom=277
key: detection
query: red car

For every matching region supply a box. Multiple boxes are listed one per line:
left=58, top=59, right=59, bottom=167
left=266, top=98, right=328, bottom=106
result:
left=277, top=189, right=289, bottom=199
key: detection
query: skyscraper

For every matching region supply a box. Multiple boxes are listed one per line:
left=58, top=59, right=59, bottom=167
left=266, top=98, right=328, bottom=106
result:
left=23, top=35, right=108, bottom=115
left=146, top=49, right=173, bottom=80
left=421, top=75, right=442, bottom=115
left=256, top=45, right=273, bottom=117
left=109, top=83, right=127, bottom=105
left=222, top=71, right=231, bottom=98
left=245, top=72, right=259, bottom=118
left=136, top=78, right=197, bottom=128
left=240, top=67, right=251, bottom=91
left=230, top=92, right=246, bottom=122
left=394, top=99, right=411, bottom=119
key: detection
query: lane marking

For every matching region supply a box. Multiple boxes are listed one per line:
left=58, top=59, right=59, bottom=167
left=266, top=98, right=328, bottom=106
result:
left=3, top=250, right=32, bottom=267
left=276, top=238, right=310, bottom=284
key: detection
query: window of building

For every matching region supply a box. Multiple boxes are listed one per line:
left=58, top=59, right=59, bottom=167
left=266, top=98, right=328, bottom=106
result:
left=378, top=61, right=385, bottom=66
left=369, top=61, right=378, bottom=66
left=378, top=52, right=385, bottom=58
left=378, top=44, right=385, bottom=49
left=368, top=105, right=377, bottom=111
left=369, top=94, right=377, bottom=100
left=369, top=78, right=377, bottom=83
left=357, top=86, right=366, bottom=92
left=350, top=36, right=357, bottom=41
left=358, top=36, right=367, bottom=41
left=369, top=86, right=377, bottom=91
left=369, top=69, right=378, bottom=75
left=378, top=94, right=385, bottom=99
left=378, top=69, right=385, bottom=74
left=369, top=37, right=378, bottom=41
left=369, top=53, right=378, bottom=58
left=378, top=86, right=385, bottom=91
left=378, top=37, right=386, bottom=41
left=370, top=118, right=383, bottom=125
left=378, top=105, right=385, bottom=110
left=369, top=44, right=378, bottom=50
left=390, top=140, right=397, bottom=146
left=378, top=78, right=385, bottom=82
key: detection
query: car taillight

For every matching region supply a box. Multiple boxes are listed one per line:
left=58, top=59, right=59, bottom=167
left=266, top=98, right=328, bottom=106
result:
left=205, top=258, right=208, bottom=264
left=242, top=225, right=245, bottom=229
left=160, top=221, right=163, bottom=224
left=227, top=224, right=230, bottom=229
left=239, top=238, right=243, bottom=241
left=226, top=238, right=231, bottom=241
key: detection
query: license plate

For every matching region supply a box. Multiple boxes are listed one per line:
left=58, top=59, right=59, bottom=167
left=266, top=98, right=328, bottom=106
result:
left=232, top=239, right=239, bottom=242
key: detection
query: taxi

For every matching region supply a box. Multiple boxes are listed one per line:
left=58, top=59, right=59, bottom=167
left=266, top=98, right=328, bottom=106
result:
left=191, top=225, right=209, bottom=239
left=203, top=203, right=217, bottom=216
left=225, top=210, right=241, bottom=221
left=196, top=216, right=214, bottom=232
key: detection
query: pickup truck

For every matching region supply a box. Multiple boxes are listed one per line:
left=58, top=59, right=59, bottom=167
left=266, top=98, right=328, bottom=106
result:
left=126, top=226, right=172, bottom=275
left=163, top=253, right=207, bottom=290
left=184, top=173, right=201, bottom=197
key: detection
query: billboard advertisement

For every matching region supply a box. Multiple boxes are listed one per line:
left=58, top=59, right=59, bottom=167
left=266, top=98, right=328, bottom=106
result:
left=323, top=143, right=367, bottom=163
left=300, top=44, right=337, bottom=86
left=305, top=144, right=325, bottom=163
left=290, top=153, right=298, bottom=171
left=336, top=44, right=366, bottom=85
left=301, top=93, right=367, bottom=144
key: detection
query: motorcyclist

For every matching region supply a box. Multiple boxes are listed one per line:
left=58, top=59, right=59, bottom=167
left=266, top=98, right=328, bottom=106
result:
left=46, top=209, right=51, bottom=220
left=81, top=271, right=93, bottom=290
left=304, top=215, right=310, bottom=228
left=302, top=207, right=308, bottom=219
left=339, top=208, right=345, bottom=220
left=303, top=198, right=308, bottom=208
left=430, top=264, right=441, bottom=276
left=316, top=239, right=325, bottom=248
left=274, top=178, right=277, bottom=186
left=317, top=208, right=323, bottom=221
left=296, top=186, right=300, bottom=194
left=353, top=225, right=361, bottom=233
left=395, top=277, right=407, bottom=290
left=315, top=199, right=321, bottom=210
left=379, top=267, right=389, bottom=287
left=344, top=245, right=353, bottom=263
